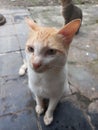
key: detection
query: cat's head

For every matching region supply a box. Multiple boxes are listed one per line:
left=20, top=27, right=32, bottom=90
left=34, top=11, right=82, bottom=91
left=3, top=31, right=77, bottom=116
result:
left=25, top=18, right=81, bottom=73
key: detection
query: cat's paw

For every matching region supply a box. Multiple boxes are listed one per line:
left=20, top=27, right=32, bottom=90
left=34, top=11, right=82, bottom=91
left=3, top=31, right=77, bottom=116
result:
left=35, top=105, right=44, bottom=115
left=19, top=67, right=26, bottom=76
left=19, top=63, right=27, bottom=76
left=44, top=114, right=53, bottom=126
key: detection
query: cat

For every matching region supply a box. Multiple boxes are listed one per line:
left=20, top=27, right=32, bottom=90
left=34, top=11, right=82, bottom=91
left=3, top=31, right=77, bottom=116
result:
left=19, top=18, right=81, bottom=125
left=60, top=0, right=82, bottom=34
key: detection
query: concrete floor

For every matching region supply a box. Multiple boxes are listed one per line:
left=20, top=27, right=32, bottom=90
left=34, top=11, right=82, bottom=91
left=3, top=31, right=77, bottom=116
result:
left=0, top=5, right=98, bottom=130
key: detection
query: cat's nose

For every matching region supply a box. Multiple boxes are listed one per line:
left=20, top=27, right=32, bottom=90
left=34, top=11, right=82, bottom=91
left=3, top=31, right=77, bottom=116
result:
left=33, top=63, right=41, bottom=69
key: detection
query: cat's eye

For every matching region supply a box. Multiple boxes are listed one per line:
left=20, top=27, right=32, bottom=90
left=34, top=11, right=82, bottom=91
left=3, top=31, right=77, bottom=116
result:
left=28, top=46, right=34, bottom=53
left=46, top=49, right=57, bottom=56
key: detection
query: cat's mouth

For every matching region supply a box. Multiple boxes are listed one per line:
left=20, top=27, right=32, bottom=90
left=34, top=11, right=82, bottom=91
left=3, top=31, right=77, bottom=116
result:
left=31, top=65, right=49, bottom=73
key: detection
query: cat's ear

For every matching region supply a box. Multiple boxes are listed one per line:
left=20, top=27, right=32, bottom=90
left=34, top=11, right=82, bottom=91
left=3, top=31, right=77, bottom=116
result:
left=58, top=19, right=81, bottom=44
left=25, top=17, right=39, bottom=31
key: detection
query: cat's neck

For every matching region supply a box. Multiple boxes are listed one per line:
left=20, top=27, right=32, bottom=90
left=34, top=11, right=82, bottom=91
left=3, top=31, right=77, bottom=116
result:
left=28, top=63, right=67, bottom=78
left=61, top=0, right=73, bottom=7
left=62, top=2, right=74, bottom=10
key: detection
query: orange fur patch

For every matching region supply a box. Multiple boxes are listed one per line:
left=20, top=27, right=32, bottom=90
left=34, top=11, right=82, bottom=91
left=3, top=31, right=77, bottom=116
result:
left=26, top=18, right=81, bottom=54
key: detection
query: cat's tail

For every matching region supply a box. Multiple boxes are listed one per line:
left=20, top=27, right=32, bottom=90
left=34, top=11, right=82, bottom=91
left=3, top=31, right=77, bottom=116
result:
left=19, top=59, right=27, bottom=76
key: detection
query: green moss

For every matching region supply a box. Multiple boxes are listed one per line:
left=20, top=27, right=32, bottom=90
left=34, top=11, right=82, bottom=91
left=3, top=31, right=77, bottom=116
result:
left=89, top=59, right=98, bottom=74
left=96, top=19, right=98, bottom=23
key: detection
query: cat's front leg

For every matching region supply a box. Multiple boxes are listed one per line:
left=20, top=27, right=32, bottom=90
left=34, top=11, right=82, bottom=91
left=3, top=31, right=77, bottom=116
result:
left=35, top=96, right=44, bottom=115
left=19, top=60, right=27, bottom=76
left=44, top=97, right=59, bottom=125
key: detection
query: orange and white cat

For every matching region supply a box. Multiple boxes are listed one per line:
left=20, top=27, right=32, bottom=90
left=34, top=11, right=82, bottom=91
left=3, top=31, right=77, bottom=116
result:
left=19, top=18, right=81, bottom=125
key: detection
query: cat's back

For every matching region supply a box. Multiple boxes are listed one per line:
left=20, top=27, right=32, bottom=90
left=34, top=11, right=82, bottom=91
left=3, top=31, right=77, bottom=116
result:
left=72, top=5, right=82, bottom=19
left=61, top=0, right=82, bottom=25
left=62, top=3, right=74, bottom=19
left=62, top=3, right=82, bottom=19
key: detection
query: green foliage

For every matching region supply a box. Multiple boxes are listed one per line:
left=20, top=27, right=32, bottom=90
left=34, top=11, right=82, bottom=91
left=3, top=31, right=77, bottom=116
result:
left=96, top=19, right=98, bottom=23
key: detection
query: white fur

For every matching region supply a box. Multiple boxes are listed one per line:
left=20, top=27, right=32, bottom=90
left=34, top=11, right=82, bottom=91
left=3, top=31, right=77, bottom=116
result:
left=19, top=18, right=81, bottom=125
left=19, top=60, right=27, bottom=76
left=25, top=42, right=69, bottom=125
left=28, top=63, right=68, bottom=125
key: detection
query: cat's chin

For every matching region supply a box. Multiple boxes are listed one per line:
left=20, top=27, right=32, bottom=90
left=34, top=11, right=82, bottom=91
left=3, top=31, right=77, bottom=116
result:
left=31, top=66, right=48, bottom=73
left=29, top=63, right=51, bottom=73
left=34, top=69, right=46, bottom=73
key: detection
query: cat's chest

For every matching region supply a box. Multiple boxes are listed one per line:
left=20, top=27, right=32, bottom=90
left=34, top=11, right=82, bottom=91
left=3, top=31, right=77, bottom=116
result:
left=28, top=69, right=66, bottom=97
left=30, top=72, right=61, bottom=88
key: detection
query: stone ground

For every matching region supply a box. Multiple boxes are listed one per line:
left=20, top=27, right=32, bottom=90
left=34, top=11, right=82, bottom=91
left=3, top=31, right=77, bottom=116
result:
left=0, top=3, right=98, bottom=130
left=0, top=0, right=98, bottom=7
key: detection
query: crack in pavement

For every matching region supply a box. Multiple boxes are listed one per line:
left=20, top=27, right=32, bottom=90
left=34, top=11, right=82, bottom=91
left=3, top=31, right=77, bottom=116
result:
left=0, top=107, right=33, bottom=118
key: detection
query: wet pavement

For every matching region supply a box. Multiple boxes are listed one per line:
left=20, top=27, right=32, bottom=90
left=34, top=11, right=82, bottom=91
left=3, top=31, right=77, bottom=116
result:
left=0, top=5, right=98, bottom=130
